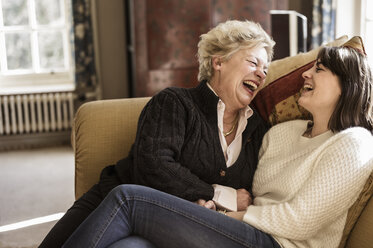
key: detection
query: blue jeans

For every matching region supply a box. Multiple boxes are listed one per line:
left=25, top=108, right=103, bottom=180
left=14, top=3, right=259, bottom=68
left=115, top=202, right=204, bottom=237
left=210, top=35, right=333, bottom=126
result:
left=63, top=185, right=281, bottom=248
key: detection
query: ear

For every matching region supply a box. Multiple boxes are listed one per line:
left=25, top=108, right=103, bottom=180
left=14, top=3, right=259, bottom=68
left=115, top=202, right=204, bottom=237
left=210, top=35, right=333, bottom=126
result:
left=212, top=57, right=222, bottom=70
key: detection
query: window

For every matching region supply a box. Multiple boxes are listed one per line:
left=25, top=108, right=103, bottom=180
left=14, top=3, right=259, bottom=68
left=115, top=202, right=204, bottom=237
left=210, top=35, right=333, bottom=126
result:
left=0, top=0, right=74, bottom=93
left=362, top=0, right=373, bottom=67
left=336, top=0, right=373, bottom=67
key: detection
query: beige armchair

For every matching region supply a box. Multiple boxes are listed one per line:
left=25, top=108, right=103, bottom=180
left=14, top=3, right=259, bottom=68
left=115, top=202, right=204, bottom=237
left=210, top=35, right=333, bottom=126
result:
left=71, top=96, right=372, bottom=248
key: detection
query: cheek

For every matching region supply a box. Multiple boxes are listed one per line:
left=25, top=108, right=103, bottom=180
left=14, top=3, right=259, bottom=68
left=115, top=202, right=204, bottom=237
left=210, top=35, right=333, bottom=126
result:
left=330, top=94, right=341, bottom=107
left=246, top=66, right=256, bottom=74
left=315, top=91, right=340, bottom=108
left=325, top=77, right=342, bottom=103
left=323, top=85, right=341, bottom=103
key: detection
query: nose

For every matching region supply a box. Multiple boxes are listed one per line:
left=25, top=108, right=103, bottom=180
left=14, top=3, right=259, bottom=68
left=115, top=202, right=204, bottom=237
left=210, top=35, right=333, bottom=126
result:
left=302, top=67, right=312, bottom=79
left=255, top=67, right=266, bottom=80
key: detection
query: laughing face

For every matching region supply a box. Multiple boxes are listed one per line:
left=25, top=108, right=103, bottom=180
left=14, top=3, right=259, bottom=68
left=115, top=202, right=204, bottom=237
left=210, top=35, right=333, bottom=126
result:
left=298, top=60, right=342, bottom=117
left=210, top=46, right=269, bottom=110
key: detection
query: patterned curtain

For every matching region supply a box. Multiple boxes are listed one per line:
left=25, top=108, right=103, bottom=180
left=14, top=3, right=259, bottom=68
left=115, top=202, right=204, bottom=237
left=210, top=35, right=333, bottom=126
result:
left=311, top=0, right=336, bottom=49
left=72, top=0, right=98, bottom=104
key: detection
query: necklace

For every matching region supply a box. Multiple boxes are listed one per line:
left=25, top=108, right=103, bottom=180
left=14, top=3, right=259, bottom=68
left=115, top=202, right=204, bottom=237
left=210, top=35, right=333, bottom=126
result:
left=223, top=116, right=239, bottom=137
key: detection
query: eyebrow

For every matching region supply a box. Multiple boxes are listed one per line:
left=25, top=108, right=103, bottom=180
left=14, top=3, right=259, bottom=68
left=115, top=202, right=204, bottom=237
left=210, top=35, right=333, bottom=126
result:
left=315, top=61, right=323, bottom=67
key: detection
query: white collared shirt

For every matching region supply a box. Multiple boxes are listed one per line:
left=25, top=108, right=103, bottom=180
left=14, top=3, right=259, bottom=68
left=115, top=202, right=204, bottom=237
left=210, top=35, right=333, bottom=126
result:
left=216, top=99, right=253, bottom=166
left=207, top=83, right=253, bottom=211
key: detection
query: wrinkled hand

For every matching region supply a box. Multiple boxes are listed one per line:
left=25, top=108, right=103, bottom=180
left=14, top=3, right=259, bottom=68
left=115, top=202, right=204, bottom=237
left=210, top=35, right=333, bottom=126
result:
left=195, top=199, right=216, bottom=210
left=236, top=189, right=252, bottom=211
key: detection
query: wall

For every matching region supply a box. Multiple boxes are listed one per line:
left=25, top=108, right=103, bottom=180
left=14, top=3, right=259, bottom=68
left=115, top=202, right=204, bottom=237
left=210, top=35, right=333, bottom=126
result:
left=335, top=0, right=362, bottom=39
left=91, top=0, right=363, bottom=100
left=93, top=0, right=129, bottom=99
left=93, top=0, right=290, bottom=99
left=288, top=0, right=313, bottom=49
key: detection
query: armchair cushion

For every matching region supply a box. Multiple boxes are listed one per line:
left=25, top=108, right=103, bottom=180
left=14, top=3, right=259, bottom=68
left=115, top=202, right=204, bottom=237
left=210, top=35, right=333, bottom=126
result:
left=72, top=97, right=150, bottom=199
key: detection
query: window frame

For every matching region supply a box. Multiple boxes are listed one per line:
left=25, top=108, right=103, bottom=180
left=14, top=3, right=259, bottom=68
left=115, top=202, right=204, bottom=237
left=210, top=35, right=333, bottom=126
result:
left=0, top=0, right=75, bottom=94
left=335, top=0, right=372, bottom=67
left=360, top=0, right=373, bottom=67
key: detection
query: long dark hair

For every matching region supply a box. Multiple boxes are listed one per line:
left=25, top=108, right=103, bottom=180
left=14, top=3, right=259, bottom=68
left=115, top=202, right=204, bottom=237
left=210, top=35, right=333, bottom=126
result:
left=317, top=46, right=373, bottom=134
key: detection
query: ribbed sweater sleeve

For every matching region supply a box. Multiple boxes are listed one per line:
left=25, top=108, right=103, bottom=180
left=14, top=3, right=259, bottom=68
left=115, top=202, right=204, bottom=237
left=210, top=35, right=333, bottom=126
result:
left=131, top=89, right=214, bottom=201
left=244, top=123, right=373, bottom=247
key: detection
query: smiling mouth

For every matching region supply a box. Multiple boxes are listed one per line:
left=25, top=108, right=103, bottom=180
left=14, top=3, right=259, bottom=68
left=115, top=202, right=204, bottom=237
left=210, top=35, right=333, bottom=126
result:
left=243, top=80, right=258, bottom=91
left=303, top=84, right=313, bottom=92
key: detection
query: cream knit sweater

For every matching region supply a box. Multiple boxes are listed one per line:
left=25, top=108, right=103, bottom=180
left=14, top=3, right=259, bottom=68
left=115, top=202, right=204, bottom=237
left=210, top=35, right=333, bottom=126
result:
left=243, top=120, right=373, bottom=248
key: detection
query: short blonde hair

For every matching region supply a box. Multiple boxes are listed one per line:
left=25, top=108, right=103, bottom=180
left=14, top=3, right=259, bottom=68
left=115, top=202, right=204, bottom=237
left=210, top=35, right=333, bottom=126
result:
left=197, top=20, right=275, bottom=82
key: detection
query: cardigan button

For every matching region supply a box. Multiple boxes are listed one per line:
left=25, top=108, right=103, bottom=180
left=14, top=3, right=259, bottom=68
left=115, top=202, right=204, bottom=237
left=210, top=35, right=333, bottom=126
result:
left=220, top=170, right=226, bottom=177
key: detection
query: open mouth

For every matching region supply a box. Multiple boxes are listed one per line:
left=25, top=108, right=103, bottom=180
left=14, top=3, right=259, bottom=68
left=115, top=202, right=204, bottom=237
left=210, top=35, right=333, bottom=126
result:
left=243, top=80, right=258, bottom=91
left=303, top=84, right=313, bottom=92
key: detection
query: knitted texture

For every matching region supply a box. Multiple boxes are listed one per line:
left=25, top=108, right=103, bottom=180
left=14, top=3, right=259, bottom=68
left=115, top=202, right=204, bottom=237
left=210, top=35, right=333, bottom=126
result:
left=244, top=120, right=373, bottom=248
left=112, top=81, right=268, bottom=201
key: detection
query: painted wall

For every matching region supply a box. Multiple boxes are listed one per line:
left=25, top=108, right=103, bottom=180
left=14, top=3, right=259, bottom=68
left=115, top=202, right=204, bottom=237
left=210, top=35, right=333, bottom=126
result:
left=335, top=0, right=362, bottom=39
left=91, top=0, right=363, bottom=100
left=288, top=0, right=313, bottom=49
left=93, top=0, right=129, bottom=99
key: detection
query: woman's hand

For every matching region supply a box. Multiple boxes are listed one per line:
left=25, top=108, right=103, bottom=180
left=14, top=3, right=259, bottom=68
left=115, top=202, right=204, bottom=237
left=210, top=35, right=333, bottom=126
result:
left=226, top=211, right=246, bottom=221
left=236, top=189, right=252, bottom=211
left=195, top=199, right=216, bottom=210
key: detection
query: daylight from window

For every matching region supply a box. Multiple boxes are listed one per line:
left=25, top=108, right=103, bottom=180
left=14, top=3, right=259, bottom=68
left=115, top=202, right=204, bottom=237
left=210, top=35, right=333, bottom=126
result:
left=365, top=0, right=373, bottom=68
left=0, top=0, right=73, bottom=89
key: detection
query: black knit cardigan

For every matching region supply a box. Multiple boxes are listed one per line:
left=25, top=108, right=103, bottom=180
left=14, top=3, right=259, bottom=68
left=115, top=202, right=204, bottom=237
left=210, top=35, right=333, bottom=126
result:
left=100, top=81, right=268, bottom=201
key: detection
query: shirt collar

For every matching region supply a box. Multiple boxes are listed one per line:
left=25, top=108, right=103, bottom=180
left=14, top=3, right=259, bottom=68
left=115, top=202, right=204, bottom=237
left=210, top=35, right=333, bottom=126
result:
left=207, top=82, right=253, bottom=119
left=206, top=82, right=218, bottom=96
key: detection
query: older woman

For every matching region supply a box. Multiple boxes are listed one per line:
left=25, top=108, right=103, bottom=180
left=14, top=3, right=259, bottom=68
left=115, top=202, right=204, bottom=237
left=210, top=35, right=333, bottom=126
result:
left=63, top=46, right=373, bottom=248
left=40, top=20, right=275, bottom=247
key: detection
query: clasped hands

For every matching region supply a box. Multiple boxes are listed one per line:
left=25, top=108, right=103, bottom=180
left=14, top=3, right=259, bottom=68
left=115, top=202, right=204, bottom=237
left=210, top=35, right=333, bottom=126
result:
left=195, top=188, right=251, bottom=220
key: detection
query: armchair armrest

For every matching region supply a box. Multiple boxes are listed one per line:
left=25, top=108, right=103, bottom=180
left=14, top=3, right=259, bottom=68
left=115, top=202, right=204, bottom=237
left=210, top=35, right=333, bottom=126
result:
left=72, top=97, right=150, bottom=199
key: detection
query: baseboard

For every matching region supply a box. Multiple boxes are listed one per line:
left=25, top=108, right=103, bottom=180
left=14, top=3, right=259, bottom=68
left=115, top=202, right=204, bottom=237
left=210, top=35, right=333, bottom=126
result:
left=0, top=131, right=71, bottom=151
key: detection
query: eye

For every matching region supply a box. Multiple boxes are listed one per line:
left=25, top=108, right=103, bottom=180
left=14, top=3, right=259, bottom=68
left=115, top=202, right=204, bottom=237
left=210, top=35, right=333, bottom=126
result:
left=247, top=60, right=257, bottom=66
left=315, top=61, right=325, bottom=72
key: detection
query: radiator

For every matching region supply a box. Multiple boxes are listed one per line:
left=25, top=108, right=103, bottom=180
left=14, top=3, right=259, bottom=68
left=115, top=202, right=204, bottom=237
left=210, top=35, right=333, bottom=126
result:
left=0, top=92, right=74, bottom=135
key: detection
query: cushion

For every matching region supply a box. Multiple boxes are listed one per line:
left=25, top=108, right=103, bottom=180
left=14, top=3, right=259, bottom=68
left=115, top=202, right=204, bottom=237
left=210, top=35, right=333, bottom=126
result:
left=252, top=35, right=352, bottom=125
left=251, top=35, right=371, bottom=247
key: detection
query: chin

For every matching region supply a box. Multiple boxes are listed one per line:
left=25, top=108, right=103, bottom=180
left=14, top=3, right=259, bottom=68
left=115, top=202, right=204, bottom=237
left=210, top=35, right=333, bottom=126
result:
left=297, top=98, right=307, bottom=109
left=242, top=96, right=253, bottom=106
left=237, top=91, right=255, bottom=106
left=298, top=101, right=312, bottom=114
